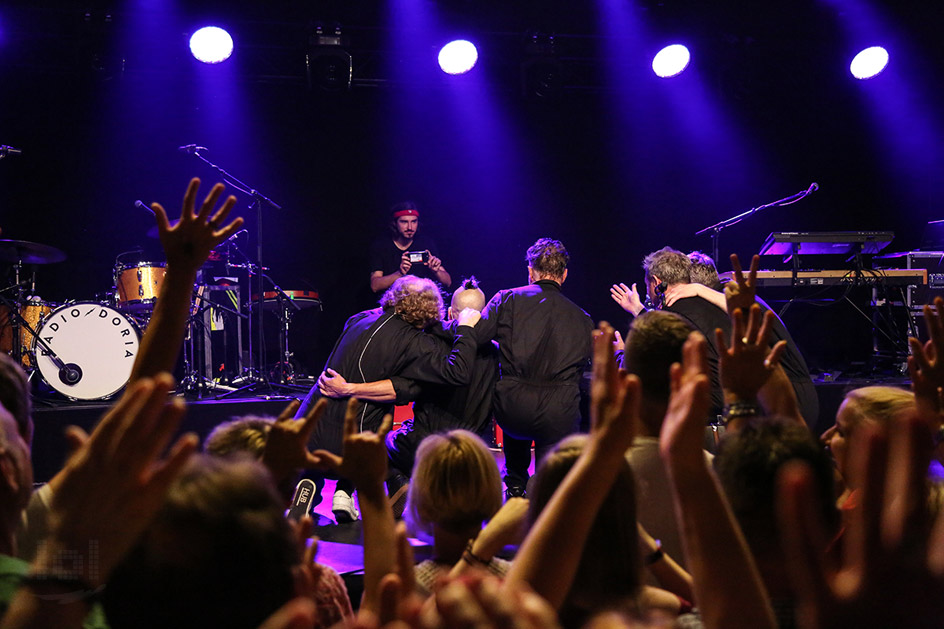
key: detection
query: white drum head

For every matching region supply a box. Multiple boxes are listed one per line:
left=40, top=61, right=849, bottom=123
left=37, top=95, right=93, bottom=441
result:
left=34, top=303, right=140, bottom=400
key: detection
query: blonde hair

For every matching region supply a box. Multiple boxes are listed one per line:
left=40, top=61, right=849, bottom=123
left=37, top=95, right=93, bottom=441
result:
left=842, top=386, right=916, bottom=428
left=406, top=430, right=503, bottom=539
left=204, top=416, right=274, bottom=459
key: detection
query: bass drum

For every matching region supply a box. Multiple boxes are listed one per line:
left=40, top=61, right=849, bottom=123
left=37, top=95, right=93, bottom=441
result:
left=33, top=302, right=141, bottom=400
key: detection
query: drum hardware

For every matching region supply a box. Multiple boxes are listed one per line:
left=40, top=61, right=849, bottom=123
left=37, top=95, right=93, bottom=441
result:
left=178, top=285, right=248, bottom=398
left=180, top=144, right=293, bottom=397
left=0, top=239, right=66, bottom=366
left=213, top=276, right=314, bottom=400
left=251, top=285, right=310, bottom=387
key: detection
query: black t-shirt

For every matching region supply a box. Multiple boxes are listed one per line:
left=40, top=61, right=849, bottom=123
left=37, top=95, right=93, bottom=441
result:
left=391, top=320, right=499, bottom=438
left=666, top=296, right=731, bottom=417
left=301, top=307, right=478, bottom=455
left=368, top=234, right=441, bottom=283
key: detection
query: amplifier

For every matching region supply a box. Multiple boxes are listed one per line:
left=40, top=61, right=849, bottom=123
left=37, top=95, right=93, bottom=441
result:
left=874, top=251, right=944, bottom=309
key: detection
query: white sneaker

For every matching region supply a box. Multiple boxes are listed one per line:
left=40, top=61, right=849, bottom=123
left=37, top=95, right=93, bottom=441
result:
left=332, top=489, right=360, bottom=523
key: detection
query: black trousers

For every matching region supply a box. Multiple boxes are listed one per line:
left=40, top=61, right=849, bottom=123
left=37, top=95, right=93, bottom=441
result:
left=494, top=378, right=581, bottom=489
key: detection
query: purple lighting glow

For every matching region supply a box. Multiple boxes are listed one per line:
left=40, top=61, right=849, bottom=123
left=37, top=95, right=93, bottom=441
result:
left=850, top=46, right=889, bottom=80
left=652, top=44, right=690, bottom=78
left=438, top=40, right=478, bottom=75
left=189, top=26, right=233, bottom=64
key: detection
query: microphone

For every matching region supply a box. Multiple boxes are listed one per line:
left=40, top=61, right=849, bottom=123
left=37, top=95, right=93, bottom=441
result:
left=134, top=200, right=156, bottom=215
left=0, top=145, right=22, bottom=157
left=226, top=228, right=248, bottom=242
left=178, top=144, right=207, bottom=154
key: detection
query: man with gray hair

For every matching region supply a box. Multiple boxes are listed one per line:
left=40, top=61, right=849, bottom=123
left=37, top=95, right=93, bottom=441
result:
left=641, top=246, right=729, bottom=415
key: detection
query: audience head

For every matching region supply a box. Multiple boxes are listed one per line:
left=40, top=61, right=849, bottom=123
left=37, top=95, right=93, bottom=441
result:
left=529, top=434, right=642, bottom=625
left=623, top=311, right=693, bottom=434
left=823, top=386, right=916, bottom=482
left=380, top=275, right=445, bottom=328
left=0, top=403, right=33, bottom=532
left=103, top=455, right=299, bottom=629
left=715, top=416, right=837, bottom=556
left=687, top=251, right=723, bottom=291
left=204, top=416, right=274, bottom=459
left=0, top=353, right=32, bottom=445
left=449, top=276, right=487, bottom=319
left=526, top=238, right=570, bottom=284
left=406, top=430, right=503, bottom=541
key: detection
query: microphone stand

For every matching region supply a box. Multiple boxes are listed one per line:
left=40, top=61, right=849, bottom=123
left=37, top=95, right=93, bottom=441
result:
left=182, top=146, right=283, bottom=394
left=695, top=182, right=820, bottom=264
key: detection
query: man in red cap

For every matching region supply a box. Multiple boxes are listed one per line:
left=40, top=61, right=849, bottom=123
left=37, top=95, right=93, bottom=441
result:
left=369, top=201, right=452, bottom=292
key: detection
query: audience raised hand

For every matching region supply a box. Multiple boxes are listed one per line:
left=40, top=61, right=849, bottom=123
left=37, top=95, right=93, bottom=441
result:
left=2, top=375, right=198, bottom=629
left=715, top=305, right=789, bottom=429
left=909, top=296, right=944, bottom=418
left=152, top=177, right=244, bottom=272
left=131, top=177, right=244, bottom=382
left=723, top=253, right=760, bottom=316
left=504, top=322, right=640, bottom=611
left=778, top=411, right=944, bottom=628
left=659, top=332, right=776, bottom=629
left=261, top=398, right=332, bottom=485
left=716, top=305, right=786, bottom=401
left=314, top=398, right=397, bottom=615
left=449, top=496, right=529, bottom=581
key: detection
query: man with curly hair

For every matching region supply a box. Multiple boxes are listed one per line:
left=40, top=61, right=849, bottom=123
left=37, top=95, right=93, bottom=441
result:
left=294, top=275, right=481, bottom=522
left=475, top=238, right=594, bottom=498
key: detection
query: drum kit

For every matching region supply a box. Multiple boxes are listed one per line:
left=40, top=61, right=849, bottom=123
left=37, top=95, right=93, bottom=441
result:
left=0, top=236, right=320, bottom=403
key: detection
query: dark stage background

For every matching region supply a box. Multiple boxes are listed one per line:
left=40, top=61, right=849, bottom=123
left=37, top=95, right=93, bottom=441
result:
left=1, top=0, right=942, bottom=376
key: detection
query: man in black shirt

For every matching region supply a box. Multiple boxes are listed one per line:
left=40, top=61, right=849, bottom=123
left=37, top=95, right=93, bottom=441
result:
left=641, top=247, right=818, bottom=424
left=294, top=275, right=479, bottom=522
left=475, top=238, right=594, bottom=498
left=317, top=278, right=498, bottom=480
left=369, top=201, right=452, bottom=292
left=666, top=250, right=820, bottom=426
left=642, top=247, right=729, bottom=417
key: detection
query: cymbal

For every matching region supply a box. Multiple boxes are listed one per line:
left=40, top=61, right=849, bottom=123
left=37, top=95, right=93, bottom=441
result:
left=0, top=239, right=66, bottom=264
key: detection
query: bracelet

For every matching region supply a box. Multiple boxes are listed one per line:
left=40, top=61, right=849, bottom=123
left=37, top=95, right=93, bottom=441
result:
left=19, top=574, right=104, bottom=603
left=461, top=540, right=490, bottom=567
left=722, top=400, right=761, bottom=424
left=645, top=539, right=664, bottom=566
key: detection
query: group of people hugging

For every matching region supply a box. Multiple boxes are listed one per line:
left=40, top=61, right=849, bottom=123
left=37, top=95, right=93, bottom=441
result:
left=2, top=178, right=944, bottom=629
